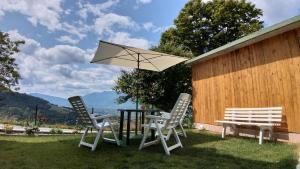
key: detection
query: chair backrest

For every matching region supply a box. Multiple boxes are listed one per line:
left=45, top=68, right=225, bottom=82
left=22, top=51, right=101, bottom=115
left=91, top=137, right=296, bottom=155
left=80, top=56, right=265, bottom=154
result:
left=68, top=96, right=95, bottom=127
left=224, top=107, right=282, bottom=125
left=165, top=93, right=191, bottom=129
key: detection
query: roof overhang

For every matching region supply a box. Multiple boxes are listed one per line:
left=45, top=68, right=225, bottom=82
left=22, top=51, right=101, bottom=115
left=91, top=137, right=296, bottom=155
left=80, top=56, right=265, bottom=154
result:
left=186, top=15, right=300, bottom=65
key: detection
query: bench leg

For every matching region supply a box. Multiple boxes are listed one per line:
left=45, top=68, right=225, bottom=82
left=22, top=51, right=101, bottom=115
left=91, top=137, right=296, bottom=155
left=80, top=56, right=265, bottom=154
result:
left=269, top=127, right=273, bottom=141
left=222, top=124, right=226, bottom=139
left=232, top=124, right=239, bottom=136
left=259, top=127, right=264, bottom=145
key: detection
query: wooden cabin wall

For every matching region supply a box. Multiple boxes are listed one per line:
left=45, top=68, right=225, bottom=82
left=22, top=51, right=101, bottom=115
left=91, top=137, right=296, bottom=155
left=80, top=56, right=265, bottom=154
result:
left=192, top=28, right=300, bottom=133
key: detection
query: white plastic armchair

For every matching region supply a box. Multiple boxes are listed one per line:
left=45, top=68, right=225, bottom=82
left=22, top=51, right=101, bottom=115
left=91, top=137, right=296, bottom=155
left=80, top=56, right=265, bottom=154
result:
left=139, top=93, right=191, bottom=155
left=160, top=110, right=187, bottom=139
left=68, top=96, right=120, bottom=151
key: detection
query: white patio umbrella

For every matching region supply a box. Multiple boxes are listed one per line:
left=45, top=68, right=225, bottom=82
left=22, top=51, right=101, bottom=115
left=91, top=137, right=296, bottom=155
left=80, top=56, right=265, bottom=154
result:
left=91, top=40, right=188, bottom=110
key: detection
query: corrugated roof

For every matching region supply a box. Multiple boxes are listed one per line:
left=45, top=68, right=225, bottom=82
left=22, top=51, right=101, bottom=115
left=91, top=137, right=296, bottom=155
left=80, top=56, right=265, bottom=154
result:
left=186, top=15, right=300, bottom=65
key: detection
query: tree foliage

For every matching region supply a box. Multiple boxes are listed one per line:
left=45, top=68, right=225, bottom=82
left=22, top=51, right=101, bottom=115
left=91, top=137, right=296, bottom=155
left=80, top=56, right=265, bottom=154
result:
left=113, top=43, right=193, bottom=111
left=114, top=0, right=263, bottom=111
left=0, top=31, right=24, bottom=90
left=161, top=0, right=263, bottom=56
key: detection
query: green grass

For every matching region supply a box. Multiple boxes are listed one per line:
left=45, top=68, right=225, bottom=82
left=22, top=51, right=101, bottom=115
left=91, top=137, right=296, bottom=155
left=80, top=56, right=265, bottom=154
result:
left=0, top=130, right=297, bottom=169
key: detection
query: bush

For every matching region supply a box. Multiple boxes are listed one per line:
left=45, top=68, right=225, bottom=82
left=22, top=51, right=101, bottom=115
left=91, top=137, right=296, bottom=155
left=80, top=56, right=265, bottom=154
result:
left=25, top=127, right=39, bottom=136
left=50, top=128, right=63, bottom=134
left=4, top=124, right=13, bottom=134
left=183, top=105, right=193, bottom=129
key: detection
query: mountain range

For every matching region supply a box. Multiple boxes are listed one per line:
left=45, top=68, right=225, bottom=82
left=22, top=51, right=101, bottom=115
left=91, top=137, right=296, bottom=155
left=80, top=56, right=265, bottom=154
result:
left=30, top=91, right=135, bottom=110
left=0, top=91, right=76, bottom=124
left=0, top=90, right=134, bottom=124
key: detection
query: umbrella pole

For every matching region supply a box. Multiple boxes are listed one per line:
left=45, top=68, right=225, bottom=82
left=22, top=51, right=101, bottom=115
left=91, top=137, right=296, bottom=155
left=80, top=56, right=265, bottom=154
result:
left=136, top=53, right=140, bottom=111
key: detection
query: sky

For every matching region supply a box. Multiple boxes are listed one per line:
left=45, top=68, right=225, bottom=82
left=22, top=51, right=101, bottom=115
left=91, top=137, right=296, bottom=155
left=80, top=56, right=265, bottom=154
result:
left=0, top=0, right=299, bottom=98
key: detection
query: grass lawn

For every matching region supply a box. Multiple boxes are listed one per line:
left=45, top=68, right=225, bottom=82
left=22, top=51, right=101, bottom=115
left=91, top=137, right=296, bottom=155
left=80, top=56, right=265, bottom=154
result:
left=0, top=130, right=298, bottom=169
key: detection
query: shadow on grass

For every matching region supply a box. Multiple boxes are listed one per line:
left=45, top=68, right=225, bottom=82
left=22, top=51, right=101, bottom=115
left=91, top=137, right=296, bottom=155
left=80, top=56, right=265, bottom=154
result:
left=0, top=131, right=297, bottom=169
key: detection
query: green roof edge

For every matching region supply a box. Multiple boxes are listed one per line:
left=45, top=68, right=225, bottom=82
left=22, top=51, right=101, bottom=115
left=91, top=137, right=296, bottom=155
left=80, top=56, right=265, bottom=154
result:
left=185, top=15, right=300, bottom=65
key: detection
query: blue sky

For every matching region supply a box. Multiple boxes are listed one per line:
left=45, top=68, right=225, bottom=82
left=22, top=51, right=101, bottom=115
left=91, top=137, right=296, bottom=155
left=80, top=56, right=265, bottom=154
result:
left=0, top=0, right=299, bottom=98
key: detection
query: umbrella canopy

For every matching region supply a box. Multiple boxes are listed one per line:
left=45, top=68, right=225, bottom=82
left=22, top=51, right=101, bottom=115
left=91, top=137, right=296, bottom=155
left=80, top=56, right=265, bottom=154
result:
left=91, top=40, right=188, bottom=72
left=91, top=40, right=188, bottom=110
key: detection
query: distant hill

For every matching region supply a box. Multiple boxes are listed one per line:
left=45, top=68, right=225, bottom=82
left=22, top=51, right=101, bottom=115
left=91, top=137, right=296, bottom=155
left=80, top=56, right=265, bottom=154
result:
left=0, top=91, right=77, bottom=124
left=30, top=93, right=69, bottom=107
left=30, top=91, right=135, bottom=110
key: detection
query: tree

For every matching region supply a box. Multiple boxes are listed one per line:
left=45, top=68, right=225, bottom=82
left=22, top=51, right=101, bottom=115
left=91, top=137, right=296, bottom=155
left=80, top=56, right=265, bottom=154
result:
left=0, top=31, right=24, bottom=90
left=114, top=0, right=263, bottom=111
left=113, top=43, right=193, bottom=111
left=161, top=0, right=263, bottom=56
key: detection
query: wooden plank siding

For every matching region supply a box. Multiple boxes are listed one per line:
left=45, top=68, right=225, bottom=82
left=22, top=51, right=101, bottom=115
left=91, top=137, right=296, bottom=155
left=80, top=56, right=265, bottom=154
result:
left=192, top=28, right=300, bottom=133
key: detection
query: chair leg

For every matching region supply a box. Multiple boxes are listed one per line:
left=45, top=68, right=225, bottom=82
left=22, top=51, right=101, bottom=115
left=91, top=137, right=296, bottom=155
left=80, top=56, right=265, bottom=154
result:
left=259, top=127, right=264, bottom=145
left=172, top=128, right=183, bottom=148
left=165, top=129, right=172, bottom=141
left=157, top=127, right=170, bottom=155
left=179, top=123, right=187, bottom=138
left=108, top=119, right=120, bottom=146
left=79, top=127, right=89, bottom=147
left=139, top=122, right=151, bottom=150
left=92, top=128, right=103, bottom=151
left=222, top=124, right=226, bottom=139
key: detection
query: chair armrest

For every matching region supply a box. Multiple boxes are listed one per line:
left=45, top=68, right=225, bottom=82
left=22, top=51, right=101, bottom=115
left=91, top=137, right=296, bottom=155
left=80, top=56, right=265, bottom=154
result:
left=146, top=115, right=169, bottom=120
left=160, top=112, right=171, bottom=119
left=91, top=114, right=113, bottom=120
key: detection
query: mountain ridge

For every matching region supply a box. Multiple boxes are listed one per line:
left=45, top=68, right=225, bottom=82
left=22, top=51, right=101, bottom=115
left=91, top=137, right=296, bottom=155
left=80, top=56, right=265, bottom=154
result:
left=30, top=91, right=135, bottom=109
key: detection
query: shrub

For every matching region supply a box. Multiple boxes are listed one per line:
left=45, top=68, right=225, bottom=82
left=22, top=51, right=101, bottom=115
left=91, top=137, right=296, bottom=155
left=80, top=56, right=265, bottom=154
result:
left=183, top=105, right=193, bottom=129
left=50, top=128, right=63, bottom=134
left=4, top=124, right=13, bottom=134
left=74, top=124, right=84, bottom=134
left=25, top=127, right=39, bottom=136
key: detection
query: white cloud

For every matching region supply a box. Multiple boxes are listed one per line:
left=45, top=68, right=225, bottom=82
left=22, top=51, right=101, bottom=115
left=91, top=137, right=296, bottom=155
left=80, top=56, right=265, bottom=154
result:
left=8, top=30, right=122, bottom=98
left=109, top=32, right=151, bottom=49
left=136, top=0, right=152, bottom=5
left=248, top=0, right=300, bottom=25
left=143, top=22, right=155, bottom=31
left=78, top=0, right=120, bottom=19
left=57, top=35, right=80, bottom=45
left=0, top=0, right=63, bottom=31
left=61, top=22, right=88, bottom=40
left=0, top=0, right=90, bottom=42
left=94, top=13, right=138, bottom=36
left=143, top=22, right=169, bottom=33
left=35, top=45, right=90, bottom=65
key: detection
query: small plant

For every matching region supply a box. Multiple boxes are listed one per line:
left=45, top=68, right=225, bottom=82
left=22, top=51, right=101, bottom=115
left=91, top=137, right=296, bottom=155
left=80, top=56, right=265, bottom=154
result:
left=73, top=122, right=84, bottom=134
left=50, top=128, right=63, bottom=134
left=183, top=105, right=193, bottom=129
left=56, top=129, right=63, bottom=134
left=4, top=124, right=13, bottom=134
left=25, top=127, right=39, bottom=136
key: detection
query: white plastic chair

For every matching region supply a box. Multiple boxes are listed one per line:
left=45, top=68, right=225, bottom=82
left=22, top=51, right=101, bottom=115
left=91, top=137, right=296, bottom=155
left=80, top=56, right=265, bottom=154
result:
left=68, top=96, right=120, bottom=151
left=160, top=109, right=188, bottom=140
left=139, top=93, right=191, bottom=155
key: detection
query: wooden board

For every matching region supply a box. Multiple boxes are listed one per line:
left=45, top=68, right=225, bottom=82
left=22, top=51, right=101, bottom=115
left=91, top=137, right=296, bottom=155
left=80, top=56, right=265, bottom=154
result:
left=192, top=28, right=300, bottom=133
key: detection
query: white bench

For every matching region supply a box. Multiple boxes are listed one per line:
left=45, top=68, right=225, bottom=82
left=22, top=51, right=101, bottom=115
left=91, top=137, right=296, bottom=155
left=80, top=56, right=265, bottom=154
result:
left=216, top=107, right=282, bottom=144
